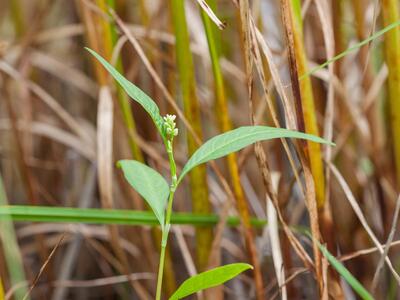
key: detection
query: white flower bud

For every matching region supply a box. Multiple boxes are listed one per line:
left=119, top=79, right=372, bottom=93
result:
left=163, top=114, right=178, bottom=139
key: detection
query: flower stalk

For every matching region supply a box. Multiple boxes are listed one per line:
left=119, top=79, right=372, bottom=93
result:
left=156, top=115, right=179, bottom=300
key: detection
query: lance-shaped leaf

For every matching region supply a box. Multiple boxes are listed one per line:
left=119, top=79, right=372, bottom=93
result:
left=86, top=48, right=165, bottom=138
left=169, top=263, right=252, bottom=300
left=178, top=126, right=333, bottom=183
left=118, top=160, right=169, bottom=228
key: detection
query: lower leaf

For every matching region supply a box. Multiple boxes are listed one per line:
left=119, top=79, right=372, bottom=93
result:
left=169, top=263, right=252, bottom=300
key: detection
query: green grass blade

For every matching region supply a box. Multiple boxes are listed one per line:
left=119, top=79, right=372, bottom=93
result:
left=169, top=263, right=252, bottom=300
left=0, top=174, right=29, bottom=300
left=0, top=205, right=267, bottom=228
left=85, top=47, right=165, bottom=138
left=300, top=19, right=400, bottom=79
left=118, top=160, right=169, bottom=227
left=178, top=126, right=333, bottom=183
left=313, top=237, right=373, bottom=300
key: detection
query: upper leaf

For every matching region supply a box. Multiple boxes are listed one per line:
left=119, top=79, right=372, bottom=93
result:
left=169, top=263, right=252, bottom=300
left=178, top=126, right=333, bottom=183
left=86, top=48, right=165, bottom=138
left=118, top=160, right=169, bottom=227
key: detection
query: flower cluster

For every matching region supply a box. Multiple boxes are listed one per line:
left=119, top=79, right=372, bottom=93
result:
left=163, top=114, right=178, bottom=138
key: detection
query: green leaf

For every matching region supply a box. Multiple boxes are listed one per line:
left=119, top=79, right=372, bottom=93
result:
left=169, top=263, right=252, bottom=300
left=313, top=236, right=373, bottom=300
left=118, top=160, right=169, bottom=227
left=0, top=205, right=267, bottom=227
left=85, top=47, right=165, bottom=138
left=178, top=126, right=333, bottom=183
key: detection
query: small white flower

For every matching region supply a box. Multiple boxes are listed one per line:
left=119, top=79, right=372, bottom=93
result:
left=163, top=114, right=178, bottom=138
left=163, top=114, right=176, bottom=123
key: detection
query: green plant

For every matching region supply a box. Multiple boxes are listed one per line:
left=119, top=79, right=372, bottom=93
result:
left=86, top=47, right=332, bottom=299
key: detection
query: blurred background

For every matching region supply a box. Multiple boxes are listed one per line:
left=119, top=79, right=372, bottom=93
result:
left=1, top=0, right=400, bottom=299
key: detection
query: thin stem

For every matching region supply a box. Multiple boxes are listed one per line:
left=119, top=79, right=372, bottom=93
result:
left=156, top=137, right=177, bottom=300
left=155, top=201, right=170, bottom=300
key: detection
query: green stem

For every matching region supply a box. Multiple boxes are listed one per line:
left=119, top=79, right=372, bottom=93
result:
left=156, top=137, right=178, bottom=300
left=155, top=220, right=168, bottom=299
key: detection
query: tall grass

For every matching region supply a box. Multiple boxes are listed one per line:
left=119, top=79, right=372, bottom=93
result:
left=170, top=0, right=213, bottom=273
left=1, top=0, right=400, bottom=299
left=382, top=0, right=400, bottom=185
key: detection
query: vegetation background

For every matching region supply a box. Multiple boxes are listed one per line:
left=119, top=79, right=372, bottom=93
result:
left=0, top=0, right=400, bottom=299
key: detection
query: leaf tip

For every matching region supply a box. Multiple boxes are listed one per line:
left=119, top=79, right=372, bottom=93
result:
left=116, top=160, right=127, bottom=169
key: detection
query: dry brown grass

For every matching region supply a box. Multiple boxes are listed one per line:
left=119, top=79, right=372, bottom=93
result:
left=1, top=0, right=400, bottom=299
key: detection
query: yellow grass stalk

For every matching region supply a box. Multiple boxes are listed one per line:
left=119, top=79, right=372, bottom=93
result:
left=382, top=0, right=400, bottom=186
left=170, top=0, right=213, bottom=271
left=201, top=2, right=265, bottom=298
left=290, top=0, right=326, bottom=209
left=280, top=0, right=324, bottom=294
left=0, top=278, right=4, bottom=300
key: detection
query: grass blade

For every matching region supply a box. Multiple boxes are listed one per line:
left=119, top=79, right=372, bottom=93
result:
left=0, top=173, right=29, bottom=300
left=300, top=19, right=400, bottom=80
left=0, top=205, right=267, bottom=228
left=312, top=237, right=373, bottom=300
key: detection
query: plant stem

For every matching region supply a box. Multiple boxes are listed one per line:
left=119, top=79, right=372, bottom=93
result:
left=156, top=138, right=178, bottom=300
left=156, top=222, right=169, bottom=300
